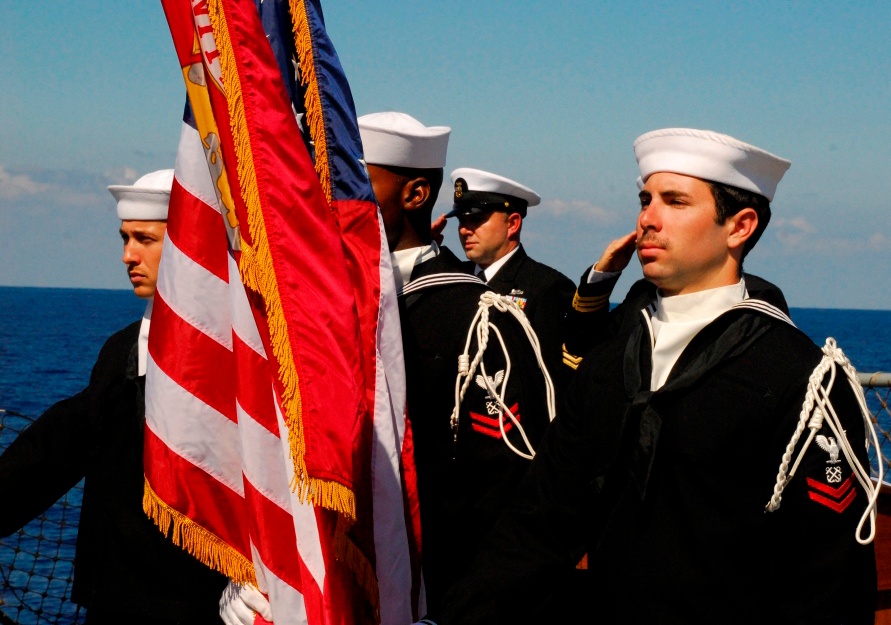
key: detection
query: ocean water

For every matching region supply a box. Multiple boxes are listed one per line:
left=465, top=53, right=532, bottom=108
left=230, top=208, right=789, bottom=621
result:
left=0, top=287, right=145, bottom=624
left=0, top=286, right=890, bottom=622
left=0, top=287, right=147, bottom=419
left=1, top=287, right=888, bottom=419
left=792, top=307, right=891, bottom=374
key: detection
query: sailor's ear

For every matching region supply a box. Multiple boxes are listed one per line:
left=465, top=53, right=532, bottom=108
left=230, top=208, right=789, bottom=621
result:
left=726, top=207, right=758, bottom=251
left=403, top=177, right=431, bottom=213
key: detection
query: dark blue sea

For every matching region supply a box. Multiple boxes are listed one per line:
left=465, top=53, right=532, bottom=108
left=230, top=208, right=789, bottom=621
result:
left=0, top=286, right=890, bottom=622
left=2, top=287, right=888, bottom=417
left=0, top=287, right=146, bottom=624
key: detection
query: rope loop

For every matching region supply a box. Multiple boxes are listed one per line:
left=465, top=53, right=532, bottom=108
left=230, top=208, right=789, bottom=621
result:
left=765, top=338, right=882, bottom=545
left=450, top=291, right=557, bottom=459
left=806, top=407, right=824, bottom=430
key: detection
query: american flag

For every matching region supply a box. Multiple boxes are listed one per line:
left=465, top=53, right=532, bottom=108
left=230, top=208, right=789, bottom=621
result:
left=143, top=0, right=419, bottom=622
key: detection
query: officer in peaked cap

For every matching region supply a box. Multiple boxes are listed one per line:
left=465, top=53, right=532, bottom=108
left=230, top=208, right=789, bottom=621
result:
left=0, top=170, right=229, bottom=624
left=447, top=168, right=578, bottom=390
left=438, top=129, right=876, bottom=624
left=360, top=114, right=554, bottom=623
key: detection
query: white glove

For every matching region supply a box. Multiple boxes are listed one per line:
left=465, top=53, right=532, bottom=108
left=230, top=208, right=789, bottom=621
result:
left=219, top=580, right=274, bottom=625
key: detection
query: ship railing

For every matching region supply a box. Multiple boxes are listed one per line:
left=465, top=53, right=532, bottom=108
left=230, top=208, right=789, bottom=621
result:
left=2, top=373, right=891, bottom=624
left=858, top=372, right=891, bottom=479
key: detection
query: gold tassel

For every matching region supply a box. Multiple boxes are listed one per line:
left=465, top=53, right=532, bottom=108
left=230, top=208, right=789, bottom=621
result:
left=143, top=478, right=257, bottom=584
left=288, top=0, right=331, bottom=203
left=207, top=0, right=355, bottom=519
left=237, top=240, right=260, bottom=292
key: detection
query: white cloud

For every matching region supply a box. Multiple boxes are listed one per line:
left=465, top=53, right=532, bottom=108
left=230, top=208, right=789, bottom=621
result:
left=537, top=198, right=615, bottom=224
left=866, top=232, right=890, bottom=250
left=773, top=216, right=816, bottom=249
left=770, top=215, right=888, bottom=254
left=104, top=167, right=140, bottom=184
left=0, top=165, right=137, bottom=212
left=773, top=217, right=816, bottom=233
left=0, top=165, right=51, bottom=200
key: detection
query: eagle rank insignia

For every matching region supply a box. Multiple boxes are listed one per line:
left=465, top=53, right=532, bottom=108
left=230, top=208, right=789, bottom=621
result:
left=469, top=370, right=521, bottom=439
left=806, top=434, right=856, bottom=513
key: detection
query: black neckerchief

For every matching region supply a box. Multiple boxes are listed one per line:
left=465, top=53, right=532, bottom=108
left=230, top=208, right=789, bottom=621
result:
left=622, top=290, right=793, bottom=499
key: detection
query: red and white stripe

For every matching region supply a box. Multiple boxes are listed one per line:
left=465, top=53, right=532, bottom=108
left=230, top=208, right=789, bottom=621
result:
left=146, top=113, right=416, bottom=623
left=146, top=119, right=321, bottom=619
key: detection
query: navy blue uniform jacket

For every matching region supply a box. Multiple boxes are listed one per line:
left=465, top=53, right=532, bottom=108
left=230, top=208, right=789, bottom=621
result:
left=401, top=247, right=552, bottom=620
left=442, top=280, right=876, bottom=624
left=0, top=321, right=226, bottom=624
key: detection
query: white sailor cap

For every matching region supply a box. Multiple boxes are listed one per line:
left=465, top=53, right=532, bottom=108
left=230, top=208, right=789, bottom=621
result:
left=446, top=167, right=541, bottom=218
left=108, top=169, right=174, bottom=220
left=358, top=112, right=450, bottom=169
left=634, top=128, right=791, bottom=201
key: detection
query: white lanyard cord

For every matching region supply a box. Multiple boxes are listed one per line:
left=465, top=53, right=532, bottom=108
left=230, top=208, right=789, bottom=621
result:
left=766, top=338, right=883, bottom=545
left=451, top=292, right=557, bottom=460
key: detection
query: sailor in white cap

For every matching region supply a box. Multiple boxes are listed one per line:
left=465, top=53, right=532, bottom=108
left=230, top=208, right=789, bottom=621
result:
left=359, top=111, right=450, bottom=267
left=361, top=114, right=554, bottom=622
left=446, top=167, right=542, bottom=280
left=438, top=129, right=877, bottom=624
left=109, top=169, right=172, bottom=302
left=0, top=169, right=229, bottom=623
left=107, top=169, right=174, bottom=378
left=446, top=168, right=577, bottom=389
left=564, top=127, right=795, bottom=358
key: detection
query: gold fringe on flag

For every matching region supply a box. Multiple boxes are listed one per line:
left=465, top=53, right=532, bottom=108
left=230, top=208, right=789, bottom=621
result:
left=289, top=0, right=331, bottom=203
left=287, top=4, right=384, bottom=611
left=206, top=0, right=356, bottom=520
left=143, top=478, right=257, bottom=584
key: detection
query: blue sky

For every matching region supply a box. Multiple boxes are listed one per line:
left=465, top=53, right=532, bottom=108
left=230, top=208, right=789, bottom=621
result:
left=2, top=1, right=890, bottom=309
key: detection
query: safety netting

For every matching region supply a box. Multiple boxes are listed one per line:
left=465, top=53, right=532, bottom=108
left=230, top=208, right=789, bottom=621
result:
left=1, top=375, right=890, bottom=624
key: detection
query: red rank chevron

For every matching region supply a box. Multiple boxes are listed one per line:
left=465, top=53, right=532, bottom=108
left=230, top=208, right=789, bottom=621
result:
left=470, top=404, right=521, bottom=439
left=806, top=475, right=857, bottom=513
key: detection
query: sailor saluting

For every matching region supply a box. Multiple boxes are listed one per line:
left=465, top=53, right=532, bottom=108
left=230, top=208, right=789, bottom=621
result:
left=435, top=128, right=879, bottom=624
left=445, top=167, right=578, bottom=392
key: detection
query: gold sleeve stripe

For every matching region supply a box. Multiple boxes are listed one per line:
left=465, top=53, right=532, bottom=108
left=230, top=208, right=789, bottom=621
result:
left=573, top=303, right=608, bottom=313
left=572, top=291, right=610, bottom=312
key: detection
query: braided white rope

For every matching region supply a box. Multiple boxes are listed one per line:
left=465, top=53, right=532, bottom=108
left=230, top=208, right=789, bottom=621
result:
left=765, top=338, right=882, bottom=545
left=451, top=291, right=557, bottom=459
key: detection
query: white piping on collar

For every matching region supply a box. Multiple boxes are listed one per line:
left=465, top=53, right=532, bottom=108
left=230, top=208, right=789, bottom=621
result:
left=729, top=298, right=796, bottom=327
left=398, top=272, right=485, bottom=297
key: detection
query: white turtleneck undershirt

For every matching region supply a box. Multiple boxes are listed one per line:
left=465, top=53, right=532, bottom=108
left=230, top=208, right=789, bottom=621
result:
left=649, top=279, right=746, bottom=391
left=137, top=298, right=153, bottom=377
left=390, top=242, right=440, bottom=291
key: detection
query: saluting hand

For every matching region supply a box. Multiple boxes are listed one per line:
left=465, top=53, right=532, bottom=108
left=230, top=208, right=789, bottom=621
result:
left=431, top=213, right=448, bottom=246
left=594, top=231, right=637, bottom=273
